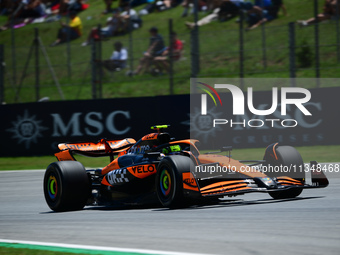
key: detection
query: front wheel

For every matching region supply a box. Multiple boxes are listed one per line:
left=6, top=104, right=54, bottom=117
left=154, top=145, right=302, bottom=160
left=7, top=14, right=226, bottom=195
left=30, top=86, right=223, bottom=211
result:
left=156, top=156, right=192, bottom=208
left=43, top=161, right=91, bottom=212
left=264, top=145, right=305, bottom=199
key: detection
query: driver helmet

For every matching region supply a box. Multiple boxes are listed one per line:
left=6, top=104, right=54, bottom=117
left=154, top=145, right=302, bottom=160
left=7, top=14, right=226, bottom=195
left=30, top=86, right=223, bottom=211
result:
left=162, top=145, right=181, bottom=155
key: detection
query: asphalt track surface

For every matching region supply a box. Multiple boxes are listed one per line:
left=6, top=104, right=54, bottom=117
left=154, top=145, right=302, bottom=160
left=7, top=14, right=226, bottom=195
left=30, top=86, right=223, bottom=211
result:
left=1, top=166, right=340, bottom=255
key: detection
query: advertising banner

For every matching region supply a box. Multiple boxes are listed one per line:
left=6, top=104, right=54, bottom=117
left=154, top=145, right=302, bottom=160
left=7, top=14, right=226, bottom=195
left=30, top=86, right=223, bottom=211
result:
left=1, top=81, right=339, bottom=157
left=0, top=95, right=189, bottom=156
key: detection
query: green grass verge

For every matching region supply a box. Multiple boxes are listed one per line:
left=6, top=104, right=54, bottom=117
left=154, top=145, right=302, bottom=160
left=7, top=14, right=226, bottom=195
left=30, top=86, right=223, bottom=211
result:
left=0, top=246, right=83, bottom=255
left=1, top=145, right=339, bottom=170
left=0, top=155, right=109, bottom=170
left=216, top=145, right=340, bottom=163
left=0, top=242, right=144, bottom=255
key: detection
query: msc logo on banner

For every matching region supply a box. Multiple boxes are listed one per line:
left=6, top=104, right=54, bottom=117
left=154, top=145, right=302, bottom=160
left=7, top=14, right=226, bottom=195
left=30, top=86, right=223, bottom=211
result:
left=7, top=110, right=48, bottom=149
left=7, top=110, right=131, bottom=149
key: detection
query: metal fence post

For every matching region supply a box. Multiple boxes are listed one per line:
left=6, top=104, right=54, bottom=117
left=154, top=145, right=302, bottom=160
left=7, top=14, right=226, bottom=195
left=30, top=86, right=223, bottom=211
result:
left=288, top=22, right=296, bottom=87
left=190, top=29, right=199, bottom=78
left=10, top=3, right=24, bottom=88
left=168, top=19, right=174, bottom=95
left=91, top=38, right=97, bottom=99
left=314, top=0, right=320, bottom=87
left=0, top=44, right=4, bottom=104
left=336, top=0, right=340, bottom=63
left=35, top=28, right=40, bottom=101
left=66, top=12, right=72, bottom=79
left=128, top=17, right=134, bottom=74
left=260, top=0, right=267, bottom=68
left=191, top=0, right=200, bottom=78
left=97, top=24, right=102, bottom=99
left=11, top=24, right=16, bottom=87
left=239, top=10, right=244, bottom=89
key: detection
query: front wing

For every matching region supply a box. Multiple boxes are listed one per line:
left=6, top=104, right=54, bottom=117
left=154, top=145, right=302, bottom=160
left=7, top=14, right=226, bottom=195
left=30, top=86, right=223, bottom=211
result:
left=182, top=162, right=329, bottom=198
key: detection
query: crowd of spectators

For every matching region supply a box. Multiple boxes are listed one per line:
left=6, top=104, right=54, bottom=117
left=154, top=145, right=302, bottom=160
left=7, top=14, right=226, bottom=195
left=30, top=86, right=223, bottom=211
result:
left=1, top=0, right=47, bottom=31
left=185, top=0, right=287, bottom=30
left=0, top=0, right=90, bottom=30
left=81, top=4, right=142, bottom=46
left=2, top=1, right=338, bottom=35
left=102, top=26, right=183, bottom=76
left=1, top=0, right=339, bottom=75
left=0, top=0, right=90, bottom=32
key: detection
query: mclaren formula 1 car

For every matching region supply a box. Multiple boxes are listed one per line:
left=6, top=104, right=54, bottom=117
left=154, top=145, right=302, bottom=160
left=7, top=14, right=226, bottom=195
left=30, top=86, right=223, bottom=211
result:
left=43, top=125, right=329, bottom=212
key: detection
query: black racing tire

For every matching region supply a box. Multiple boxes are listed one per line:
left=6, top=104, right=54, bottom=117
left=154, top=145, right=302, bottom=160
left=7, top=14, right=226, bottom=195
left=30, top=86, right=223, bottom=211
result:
left=43, top=161, right=91, bottom=212
left=269, top=187, right=303, bottom=199
left=265, top=146, right=305, bottom=199
left=156, top=156, right=192, bottom=208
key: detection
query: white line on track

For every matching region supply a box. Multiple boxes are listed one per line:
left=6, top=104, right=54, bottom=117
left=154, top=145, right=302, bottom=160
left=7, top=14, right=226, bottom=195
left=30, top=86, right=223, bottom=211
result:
left=0, top=239, right=212, bottom=255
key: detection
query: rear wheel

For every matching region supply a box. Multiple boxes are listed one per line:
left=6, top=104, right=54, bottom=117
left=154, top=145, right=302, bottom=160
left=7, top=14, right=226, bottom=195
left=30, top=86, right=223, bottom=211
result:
left=156, top=156, right=192, bottom=208
left=43, top=161, right=91, bottom=212
left=264, top=146, right=305, bottom=199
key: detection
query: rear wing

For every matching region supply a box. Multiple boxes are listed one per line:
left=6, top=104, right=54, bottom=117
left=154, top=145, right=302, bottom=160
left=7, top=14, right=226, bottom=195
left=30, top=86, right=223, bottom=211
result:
left=55, top=138, right=136, bottom=161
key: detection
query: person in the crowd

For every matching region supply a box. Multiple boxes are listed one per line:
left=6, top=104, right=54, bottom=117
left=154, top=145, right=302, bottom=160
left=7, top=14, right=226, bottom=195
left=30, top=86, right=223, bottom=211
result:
left=297, top=0, right=338, bottom=26
left=153, top=32, right=183, bottom=73
left=81, top=4, right=141, bottom=47
left=119, top=4, right=142, bottom=31
left=250, top=0, right=286, bottom=29
left=51, top=0, right=85, bottom=15
left=102, top=0, right=114, bottom=14
left=184, top=0, right=224, bottom=29
left=138, top=0, right=182, bottom=16
left=246, top=0, right=287, bottom=30
left=102, top=0, right=129, bottom=14
left=50, top=11, right=82, bottom=46
left=181, top=0, right=208, bottom=17
left=133, top=27, right=166, bottom=75
left=103, top=41, right=128, bottom=71
left=0, top=0, right=15, bottom=15
left=102, top=0, right=149, bottom=14
left=81, top=11, right=123, bottom=46
left=185, top=8, right=219, bottom=28
left=217, top=0, right=245, bottom=22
